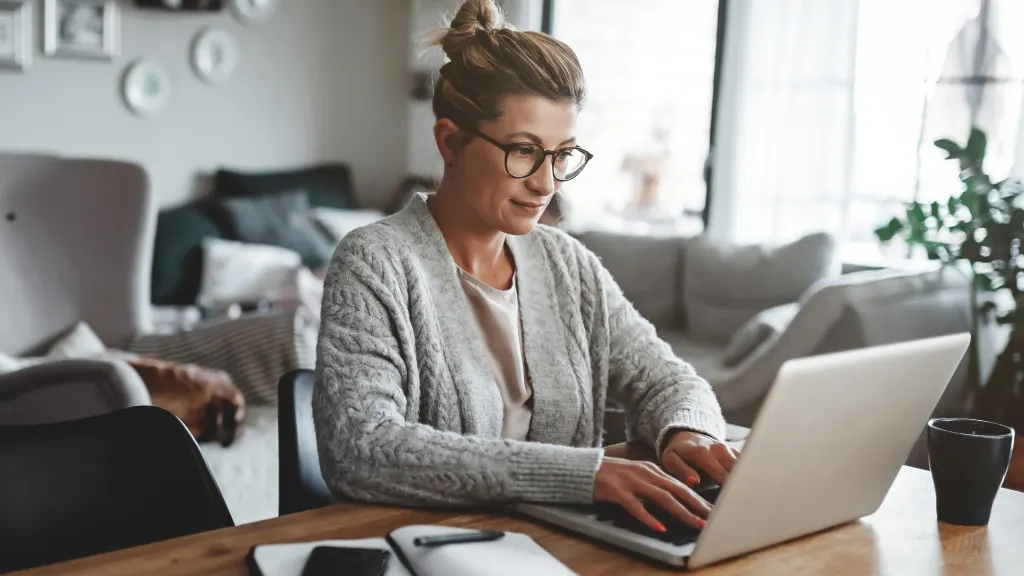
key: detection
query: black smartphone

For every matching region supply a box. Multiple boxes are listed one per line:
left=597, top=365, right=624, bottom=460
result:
left=299, top=546, right=391, bottom=576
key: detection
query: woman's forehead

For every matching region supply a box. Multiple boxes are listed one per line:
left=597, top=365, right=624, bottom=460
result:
left=492, top=95, right=578, bottom=143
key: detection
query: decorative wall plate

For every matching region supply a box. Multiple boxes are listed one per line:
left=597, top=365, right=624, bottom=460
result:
left=231, top=0, right=275, bottom=24
left=191, top=27, right=239, bottom=84
left=122, top=59, right=171, bottom=117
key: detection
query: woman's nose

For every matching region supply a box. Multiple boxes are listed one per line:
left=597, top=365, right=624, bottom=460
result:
left=526, top=158, right=557, bottom=196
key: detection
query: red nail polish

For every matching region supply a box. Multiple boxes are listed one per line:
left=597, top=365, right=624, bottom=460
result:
left=697, top=519, right=706, bottom=528
left=654, top=522, right=667, bottom=533
left=687, top=475, right=698, bottom=486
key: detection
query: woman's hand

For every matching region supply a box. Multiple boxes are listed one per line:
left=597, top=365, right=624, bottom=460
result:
left=661, top=430, right=739, bottom=487
left=593, top=457, right=712, bottom=532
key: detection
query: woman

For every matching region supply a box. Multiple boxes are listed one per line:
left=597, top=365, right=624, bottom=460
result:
left=313, top=0, right=737, bottom=533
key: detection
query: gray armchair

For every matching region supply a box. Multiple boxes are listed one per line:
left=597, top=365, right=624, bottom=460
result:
left=0, top=153, right=154, bottom=424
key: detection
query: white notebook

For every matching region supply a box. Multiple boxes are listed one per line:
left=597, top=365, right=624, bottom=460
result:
left=247, top=525, right=577, bottom=576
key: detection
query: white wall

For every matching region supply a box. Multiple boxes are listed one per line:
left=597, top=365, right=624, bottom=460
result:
left=0, top=0, right=409, bottom=208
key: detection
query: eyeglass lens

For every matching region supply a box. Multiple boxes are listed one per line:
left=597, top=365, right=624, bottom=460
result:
left=506, top=145, right=589, bottom=181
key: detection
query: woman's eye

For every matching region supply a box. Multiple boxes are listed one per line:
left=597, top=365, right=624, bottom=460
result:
left=511, top=145, right=536, bottom=157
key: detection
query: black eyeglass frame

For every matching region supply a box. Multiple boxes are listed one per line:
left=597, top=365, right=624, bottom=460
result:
left=460, top=125, right=595, bottom=182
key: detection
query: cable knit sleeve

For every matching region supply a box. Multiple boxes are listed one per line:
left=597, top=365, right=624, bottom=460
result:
left=313, top=230, right=604, bottom=507
left=586, top=250, right=727, bottom=454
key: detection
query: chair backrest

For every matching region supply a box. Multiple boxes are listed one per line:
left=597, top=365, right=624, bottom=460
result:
left=278, top=369, right=336, bottom=516
left=0, top=153, right=154, bottom=356
left=0, top=405, right=234, bottom=573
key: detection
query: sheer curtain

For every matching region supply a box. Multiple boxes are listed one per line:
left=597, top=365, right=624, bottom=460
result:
left=708, top=0, right=1024, bottom=260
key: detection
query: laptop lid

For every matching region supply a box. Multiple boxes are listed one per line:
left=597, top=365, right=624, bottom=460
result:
left=688, top=333, right=970, bottom=569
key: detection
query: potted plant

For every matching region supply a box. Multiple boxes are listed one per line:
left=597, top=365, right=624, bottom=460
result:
left=875, top=127, right=1024, bottom=429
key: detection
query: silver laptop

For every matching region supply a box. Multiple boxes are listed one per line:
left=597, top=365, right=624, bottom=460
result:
left=515, top=333, right=971, bottom=569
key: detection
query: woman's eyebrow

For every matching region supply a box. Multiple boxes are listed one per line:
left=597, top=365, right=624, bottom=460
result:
left=506, top=132, right=578, bottom=147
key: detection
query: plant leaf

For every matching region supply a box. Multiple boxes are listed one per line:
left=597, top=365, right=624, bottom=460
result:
left=966, top=127, right=987, bottom=166
left=962, top=188, right=980, bottom=217
left=874, top=217, right=904, bottom=243
left=975, top=272, right=997, bottom=292
left=907, top=202, right=927, bottom=225
left=947, top=195, right=961, bottom=216
left=934, top=138, right=963, bottom=159
left=931, top=201, right=942, bottom=220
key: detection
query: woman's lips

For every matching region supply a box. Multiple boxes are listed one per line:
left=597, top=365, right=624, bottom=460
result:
left=511, top=199, right=547, bottom=209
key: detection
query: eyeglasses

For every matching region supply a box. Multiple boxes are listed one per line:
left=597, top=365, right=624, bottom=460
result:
left=466, top=128, right=594, bottom=182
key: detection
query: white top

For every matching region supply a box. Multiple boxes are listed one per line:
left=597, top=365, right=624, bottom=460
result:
left=457, top=268, right=533, bottom=440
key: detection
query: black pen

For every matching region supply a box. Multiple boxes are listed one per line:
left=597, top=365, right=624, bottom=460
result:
left=412, top=530, right=506, bottom=548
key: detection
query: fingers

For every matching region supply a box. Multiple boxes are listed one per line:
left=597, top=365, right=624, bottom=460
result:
left=638, top=486, right=705, bottom=530
left=689, top=448, right=729, bottom=486
left=663, top=451, right=701, bottom=487
left=647, top=469, right=712, bottom=519
left=594, top=458, right=713, bottom=533
left=620, top=495, right=669, bottom=533
left=713, top=443, right=740, bottom=473
left=638, top=463, right=710, bottom=527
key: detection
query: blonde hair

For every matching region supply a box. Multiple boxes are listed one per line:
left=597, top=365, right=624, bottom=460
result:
left=424, top=0, right=586, bottom=130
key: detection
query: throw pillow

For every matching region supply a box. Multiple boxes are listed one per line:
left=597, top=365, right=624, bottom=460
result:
left=197, top=238, right=302, bottom=309
left=128, top=356, right=246, bottom=447
left=312, top=207, right=386, bottom=244
left=682, top=232, right=837, bottom=343
left=721, top=303, right=801, bottom=367
left=219, top=190, right=336, bottom=270
left=213, top=164, right=355, bottom=210
left=151, top=201, right=225, bottom=306
left=46, top=321, right=107, bottom=359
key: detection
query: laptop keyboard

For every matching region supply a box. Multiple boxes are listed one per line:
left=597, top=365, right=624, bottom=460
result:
left=594, top=487, right=720, bottom=546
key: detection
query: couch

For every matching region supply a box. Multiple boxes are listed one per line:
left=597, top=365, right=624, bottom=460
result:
left=576, top=230, right=975, bottom=448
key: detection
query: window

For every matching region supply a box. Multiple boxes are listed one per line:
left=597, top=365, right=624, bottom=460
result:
left=546, top=0, right=723, bottom=235
left=708, top=0, right=1024, bottom=263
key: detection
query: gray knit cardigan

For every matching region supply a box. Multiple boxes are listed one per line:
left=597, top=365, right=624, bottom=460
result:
left=313, top=194, right=726, bottom=506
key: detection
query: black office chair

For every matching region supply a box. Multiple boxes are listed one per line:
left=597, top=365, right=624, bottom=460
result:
left=0, top=405, right=234, bottom=573
left=278, top=369, right=337, bottom=516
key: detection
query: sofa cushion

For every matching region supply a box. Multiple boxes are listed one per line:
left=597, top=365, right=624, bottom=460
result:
left=213, top=164, right=356, bottom=210
left=576, top=231, right=685, bottom=328
left=219, top=190, right=336, bottom=270
left=151, top=202, right=225, bottom=306
left=682, top=232, right=837, bottom=343
left=197, top=238, right=302, bottom=310
left=658, top=331, right=735, bottom=386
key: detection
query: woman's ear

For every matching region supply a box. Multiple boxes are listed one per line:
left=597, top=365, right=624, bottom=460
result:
left=434, top=118, right=462, bottom=167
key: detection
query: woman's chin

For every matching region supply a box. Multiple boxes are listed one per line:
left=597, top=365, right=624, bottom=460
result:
left=501, top=203, right=547, bottom=234
left=501, top=216, right=541, bottom=235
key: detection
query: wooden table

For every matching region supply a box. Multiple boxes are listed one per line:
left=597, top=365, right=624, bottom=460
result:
left=12, top=466, right=1024, bottom=576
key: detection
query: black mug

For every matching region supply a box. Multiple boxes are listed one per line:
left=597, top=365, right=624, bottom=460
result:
left=927, top=418, right=1014, bottom=526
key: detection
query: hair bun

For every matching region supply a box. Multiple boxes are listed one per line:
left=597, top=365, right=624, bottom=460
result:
left=427, top=0, right=513, bottom=60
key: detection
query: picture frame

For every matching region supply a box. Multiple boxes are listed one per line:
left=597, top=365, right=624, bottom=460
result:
left=44, top=0, right=119, bottom=60
left=0, top=0, right=31, bottom=72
